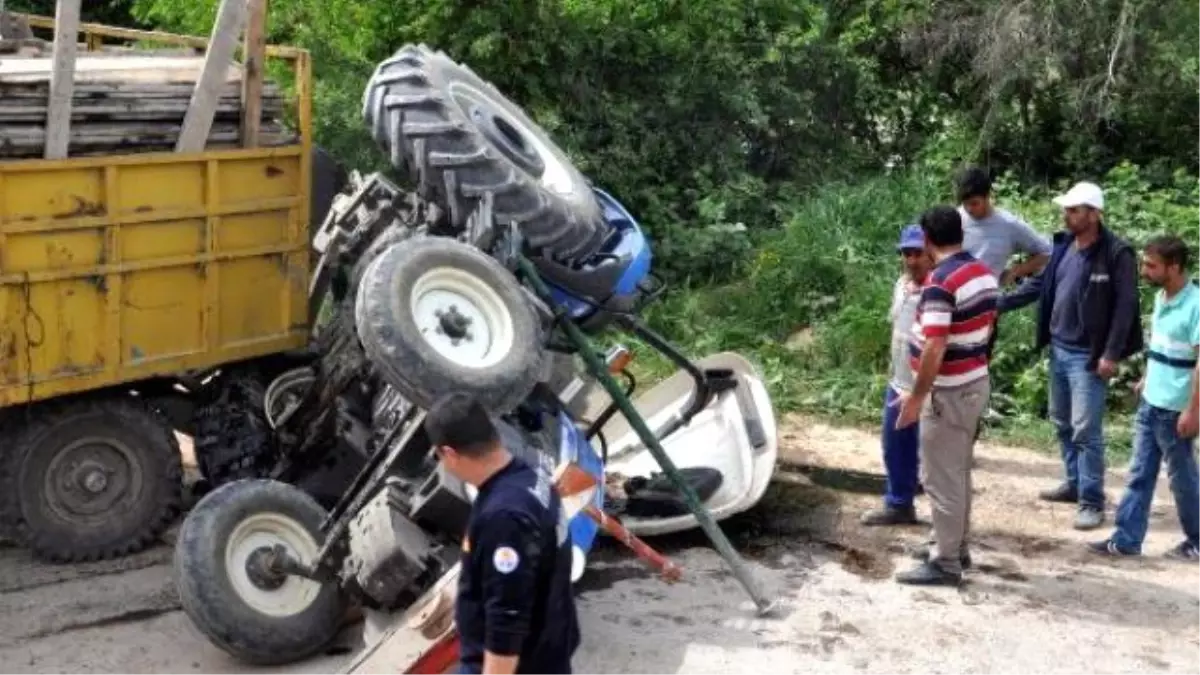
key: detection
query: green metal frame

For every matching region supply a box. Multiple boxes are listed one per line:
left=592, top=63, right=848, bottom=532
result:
left=515, top=255, right=776, bottom=616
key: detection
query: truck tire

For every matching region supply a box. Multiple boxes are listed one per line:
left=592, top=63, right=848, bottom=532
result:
left=175, top=479, right=346, bottom=666
left=193, top=374, right=274, bottom=488
left=0, top=397, right=183, bottom=562
left=362, top=44, right=608, bottom=262
left=355, top=236, right=545, bottom=414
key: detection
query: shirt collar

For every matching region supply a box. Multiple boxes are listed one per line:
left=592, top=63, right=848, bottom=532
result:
left=934, top=250, right=973, bottom=269
left=1160, top=281, right=1198, bottom=308
left=476, top=456, right=517, bottom=497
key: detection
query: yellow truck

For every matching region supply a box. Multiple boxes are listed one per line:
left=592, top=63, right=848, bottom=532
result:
left=0, top=12, right=345, bottom=562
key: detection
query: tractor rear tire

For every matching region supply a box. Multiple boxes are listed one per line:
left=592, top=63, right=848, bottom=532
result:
left=355, top=236, right=545, bottom=414
left=362, top=44, right=607, bottom=262
left=0, top=397, right=183, bottom=562
left=175, top=479, right=346, bottom=666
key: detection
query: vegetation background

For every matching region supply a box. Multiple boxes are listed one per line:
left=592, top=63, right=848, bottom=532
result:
left=13, top=0, right=1198, bottom=453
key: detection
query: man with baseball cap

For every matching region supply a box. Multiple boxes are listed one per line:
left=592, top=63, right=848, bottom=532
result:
left=1001, top=181, right=1143, bottom=531
left=861, top=224, right=933, bottom=526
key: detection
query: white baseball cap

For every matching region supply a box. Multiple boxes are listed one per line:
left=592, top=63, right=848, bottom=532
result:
left=1052, top=181, right=1104, bottom=210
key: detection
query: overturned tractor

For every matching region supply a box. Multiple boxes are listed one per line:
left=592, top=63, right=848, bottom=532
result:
left=176, top=44, right=778, bottom=665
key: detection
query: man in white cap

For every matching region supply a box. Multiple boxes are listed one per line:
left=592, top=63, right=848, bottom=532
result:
left=1001, top=181, right=1143, bottom=531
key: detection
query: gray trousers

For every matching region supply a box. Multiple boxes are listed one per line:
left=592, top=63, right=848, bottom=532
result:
left=919, top=375, right=991, bottom=574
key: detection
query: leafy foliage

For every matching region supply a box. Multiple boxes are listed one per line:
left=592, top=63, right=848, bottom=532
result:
left=10, top=0, right=1198, bottom=446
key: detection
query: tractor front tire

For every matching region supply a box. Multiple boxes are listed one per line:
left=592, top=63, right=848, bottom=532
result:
left=175, top=479, right=346, bottom=666
left=355, top=236, right=545, bottom=414
left=0, top=397, right=183, bottom=563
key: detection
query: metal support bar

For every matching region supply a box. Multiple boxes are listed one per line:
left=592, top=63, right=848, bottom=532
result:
left=515, top=255, right=776, bottom=616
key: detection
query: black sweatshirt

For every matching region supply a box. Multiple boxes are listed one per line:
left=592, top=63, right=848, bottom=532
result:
left=1000, top=224, right=1144, bottom=368
left=455, top=456, right=580, bottom=674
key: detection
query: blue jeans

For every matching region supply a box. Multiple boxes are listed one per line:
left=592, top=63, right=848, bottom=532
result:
left=1048, top=343, right=1108, bottom=509
left=1111, top=402, right=1200, bottom=552
left=881, top=385, right=920, bottom=508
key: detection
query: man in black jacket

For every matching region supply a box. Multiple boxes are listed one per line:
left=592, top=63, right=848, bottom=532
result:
left=425, top=393, right=580, bottom=674
left=1000, top=181, right=1143, bottom=531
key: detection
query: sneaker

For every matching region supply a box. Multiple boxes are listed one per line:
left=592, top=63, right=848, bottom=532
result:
left=860, top=505, right=918, bottom=526
left=895, top=561, right=962, bottom=587
left=1038, top=483, right=1078, bottom=503
left=911, top=544, right=973, bottom=570
left=1074, top=507, right=1105, bottom=531
left=1164, top=541, right=1199, bottom=562
left=1087, top=539, right=1137, bottom=557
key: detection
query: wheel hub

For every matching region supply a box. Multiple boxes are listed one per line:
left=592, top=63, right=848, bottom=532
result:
left=436, top=304, right=474, bottom=343
left=467, top=105, right=546, bottom=179
left=411, top=267, right=515, bottom=370
left=244, top=545, right=287, bottom=591
left=77, top=462, right=109, bottom=494
left=447, top=81, right=573, bottom=195
left=44, top=437, right=140, bottom=521
left=225, top=512, right=323, bottom=618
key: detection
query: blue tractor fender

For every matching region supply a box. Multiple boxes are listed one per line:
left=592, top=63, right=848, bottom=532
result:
left=539, top=188, right=654, bottom=327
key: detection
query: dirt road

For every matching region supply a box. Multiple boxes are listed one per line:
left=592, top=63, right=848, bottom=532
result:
left=2, top=416, right=1197, bottom=674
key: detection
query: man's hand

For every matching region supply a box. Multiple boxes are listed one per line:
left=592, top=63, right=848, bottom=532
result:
left=483, top=652, right=520, bottom=674
left=895, top=391, right=923, bottom=429
left=1096, top=358, right=1117, bottom=380
left=1178, top=408, right=1199, bottom=439
left=1132, top=378, right=1144, bottom=396
left=1000, top=268, right=1015, bottom=287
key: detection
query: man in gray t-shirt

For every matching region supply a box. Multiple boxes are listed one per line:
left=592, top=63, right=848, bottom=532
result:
left=957, top=167, right=1052, bottom=363
left=957, top=167, right=1052, bottom=286
left=956, top=167, right=1052, bottom=443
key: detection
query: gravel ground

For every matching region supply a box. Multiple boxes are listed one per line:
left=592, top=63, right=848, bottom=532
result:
left=2, top=416, right=1197, bottom=674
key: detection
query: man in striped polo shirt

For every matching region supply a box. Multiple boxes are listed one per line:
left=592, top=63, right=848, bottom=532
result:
left=894, top=205, right=999, bottom=586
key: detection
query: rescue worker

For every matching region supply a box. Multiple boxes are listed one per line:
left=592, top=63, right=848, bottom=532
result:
left=424, top=393, right=580, bottom=675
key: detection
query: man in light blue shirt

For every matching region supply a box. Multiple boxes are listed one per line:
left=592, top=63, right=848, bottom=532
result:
left=1090, top=234, right=1199, bottom=561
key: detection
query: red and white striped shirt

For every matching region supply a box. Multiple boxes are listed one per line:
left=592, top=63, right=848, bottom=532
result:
left=909, top=251, right=999, bottom=388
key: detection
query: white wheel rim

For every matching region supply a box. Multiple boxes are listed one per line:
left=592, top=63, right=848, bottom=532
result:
left=224, top=512, right=323, bottom=618
left=521, top=130, right=573, bottom=195
left=409, top=266, right=516, bottom=369
left=447, top=82, right=574, bottom=196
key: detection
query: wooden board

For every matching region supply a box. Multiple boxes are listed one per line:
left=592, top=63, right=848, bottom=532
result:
left=0, top=50, right=297, bottom=159
left=0, top=121, right=296, bottom=157
left=44, top=0, right=82, bottom=159
left=0, top=54, right=241, bottom=84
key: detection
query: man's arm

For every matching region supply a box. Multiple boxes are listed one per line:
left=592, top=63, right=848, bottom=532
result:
left=896, top=284, right=951, bottom=427
left=1177, top=317, right=1200, bottom=439
left=998, top=268, right=1045, bottom=314
left=1102, top=247, right=1140, bottom=363
left=1006, top=254, right=1050, bottom=284
left=1005, top=215, right=1052, bottom=282
left=910, top=336, right=948, bottom=402
left=476, top=510, right=543, bottom=675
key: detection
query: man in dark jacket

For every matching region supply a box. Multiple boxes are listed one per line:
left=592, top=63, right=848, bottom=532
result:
left=999, top=181, right=1143, bottom=531
left=424, top=393, right=580, bottom=674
